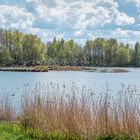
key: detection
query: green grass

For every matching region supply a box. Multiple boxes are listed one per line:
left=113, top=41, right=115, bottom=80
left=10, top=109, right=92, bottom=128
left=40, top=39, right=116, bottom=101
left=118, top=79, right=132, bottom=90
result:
left=0, top=122, right=138, bottom=140
left=0, top=122, right=84, bottom=140
left=0, top=122, right=33, bottom=140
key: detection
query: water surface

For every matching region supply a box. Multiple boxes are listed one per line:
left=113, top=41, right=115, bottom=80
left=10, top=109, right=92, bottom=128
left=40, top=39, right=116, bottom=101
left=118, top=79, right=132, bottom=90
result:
left=0, top=68, right=140, bottom=111
left=0, top=68, right=140, bottom=94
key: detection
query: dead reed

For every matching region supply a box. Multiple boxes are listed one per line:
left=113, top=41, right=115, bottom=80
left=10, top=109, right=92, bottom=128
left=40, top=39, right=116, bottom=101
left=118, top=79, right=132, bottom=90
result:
left=20, top=84, right=140, bottom=139
left=0, top=94, right=14, bottom=121
left=0, top=83, right=139, bottom=139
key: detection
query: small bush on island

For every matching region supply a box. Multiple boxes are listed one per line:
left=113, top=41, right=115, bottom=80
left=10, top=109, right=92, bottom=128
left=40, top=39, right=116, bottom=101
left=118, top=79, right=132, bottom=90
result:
left=112, top=68, right=129, bottom=73
left=33, top=65, right=48, bottom=72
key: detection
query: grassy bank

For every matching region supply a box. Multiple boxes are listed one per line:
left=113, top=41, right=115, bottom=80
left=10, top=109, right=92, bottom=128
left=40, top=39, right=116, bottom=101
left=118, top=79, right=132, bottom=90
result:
left=0, top=84, right=139, bottom=139
left=0, top=122, right=138, bottom=140
left=0, top=122, right=31, bottom=140
left=0, top=66, right=48, bottom=72
left=0, top=65, right=129, bottom=73
left=49, top=65, right=129, bottom=73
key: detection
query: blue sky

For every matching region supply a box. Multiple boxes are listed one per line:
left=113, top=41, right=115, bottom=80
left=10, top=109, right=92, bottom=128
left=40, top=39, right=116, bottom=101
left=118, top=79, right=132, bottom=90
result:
left=0, top=0, right=140, bottom=44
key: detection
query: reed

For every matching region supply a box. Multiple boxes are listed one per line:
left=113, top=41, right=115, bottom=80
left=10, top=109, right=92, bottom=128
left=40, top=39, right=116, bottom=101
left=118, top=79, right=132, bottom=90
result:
left=0, top=84, right=139, bottom=139
left=19, top=84, right=140, bottom=139
left=0, top=94, right=13, bottom=121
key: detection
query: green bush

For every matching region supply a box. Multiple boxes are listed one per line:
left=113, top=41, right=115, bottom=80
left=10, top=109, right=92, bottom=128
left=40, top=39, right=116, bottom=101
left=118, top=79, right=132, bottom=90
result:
left=33, top=65, right=48, bottom=72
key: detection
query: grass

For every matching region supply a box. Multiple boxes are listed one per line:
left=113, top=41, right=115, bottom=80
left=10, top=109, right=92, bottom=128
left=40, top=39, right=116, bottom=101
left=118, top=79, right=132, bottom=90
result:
left=32, top=66, right=48, bottom=72
left=20, top=85, right=140, bottom=139
left=48, top=65, right=129, bottom=73
left=0, top=122, right=138, bottom=140
left=0, top=66, right=129, bottom=73
left=0, top=84, right=139, bottom=139
left=0, top=122, right=33, bottom=140
left=48, top=65, right=83, bottom=71
left=0, top=66, right=48, bottom=72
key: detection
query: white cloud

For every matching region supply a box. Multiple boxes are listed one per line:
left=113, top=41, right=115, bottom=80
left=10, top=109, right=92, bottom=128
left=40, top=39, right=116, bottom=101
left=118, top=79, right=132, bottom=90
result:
left=0, top=0, right=137, bottom=43
left=115, top=12, right=135, bottom=25
left=0, top=5, right=35, bottom=29
left=114, top=28, right=140, bottom=37
left=114, top=28, right=129, bottom=36
left=25, top=0, right=135, bottom=38
left=74, top=30, right=83, bottom=37
left=26, top=27, right=64, bottom=42
left=27, top=27, right=48, bottom=38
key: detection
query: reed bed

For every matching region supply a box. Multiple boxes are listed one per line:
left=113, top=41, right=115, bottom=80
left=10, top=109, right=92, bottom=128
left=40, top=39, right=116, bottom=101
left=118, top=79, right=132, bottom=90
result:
left=20, top=84, right=140, bottom=139
left=0, top=84, right=140, bottom=139
left=0, top=94, right=14, bottom=121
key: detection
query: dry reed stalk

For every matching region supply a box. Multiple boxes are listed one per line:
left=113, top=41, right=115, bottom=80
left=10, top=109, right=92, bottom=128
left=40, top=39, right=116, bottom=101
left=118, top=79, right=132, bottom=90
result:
left=0, top=94, right=13, bottom=121
left=20, top=85, right=140, bottom=139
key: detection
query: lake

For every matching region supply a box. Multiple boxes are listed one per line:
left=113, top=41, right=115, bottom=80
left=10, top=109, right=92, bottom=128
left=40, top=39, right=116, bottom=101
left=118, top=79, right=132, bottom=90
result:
left=0, top=68, right=140, bottom=111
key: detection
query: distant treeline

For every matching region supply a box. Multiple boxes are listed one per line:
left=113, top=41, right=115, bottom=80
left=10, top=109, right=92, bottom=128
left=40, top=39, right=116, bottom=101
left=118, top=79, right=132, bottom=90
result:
left=0, top=29, right=140, bottom=67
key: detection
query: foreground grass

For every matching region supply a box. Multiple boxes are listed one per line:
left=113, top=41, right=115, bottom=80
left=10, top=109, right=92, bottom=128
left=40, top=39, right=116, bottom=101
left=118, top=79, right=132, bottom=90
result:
left=0, top=122, right=32, bottom=140
left=0, top=122, right=138, bottom=140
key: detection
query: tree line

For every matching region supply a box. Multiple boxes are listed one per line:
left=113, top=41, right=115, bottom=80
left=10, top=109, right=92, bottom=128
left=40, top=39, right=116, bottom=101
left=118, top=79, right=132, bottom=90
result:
left=0, top=29, right=140, bottom=67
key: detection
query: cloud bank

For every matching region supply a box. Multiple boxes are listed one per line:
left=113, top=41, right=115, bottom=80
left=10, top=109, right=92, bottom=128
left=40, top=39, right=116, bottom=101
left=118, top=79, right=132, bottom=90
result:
left=0, top=0, right=140, bottom=44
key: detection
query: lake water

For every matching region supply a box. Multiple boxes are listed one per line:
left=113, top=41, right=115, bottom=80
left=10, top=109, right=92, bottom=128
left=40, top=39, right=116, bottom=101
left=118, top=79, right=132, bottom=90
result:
left=0, top=68, right=140, bottom=110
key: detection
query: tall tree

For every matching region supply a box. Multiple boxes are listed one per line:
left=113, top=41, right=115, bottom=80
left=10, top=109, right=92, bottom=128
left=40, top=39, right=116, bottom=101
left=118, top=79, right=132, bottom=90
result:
left=134, top=42, right=140, bottom=66
left=0, top=46, right=13, bottom=66
left=22, top=34, right=46, bottom=65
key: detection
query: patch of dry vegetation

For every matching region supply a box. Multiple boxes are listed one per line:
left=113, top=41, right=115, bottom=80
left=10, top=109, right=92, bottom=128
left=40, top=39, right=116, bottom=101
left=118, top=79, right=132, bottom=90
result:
left=0, top=65, right=48, bottom=72
left=112, top=68, right=129, bottom=73
left=20, top=85, right=140, bottom=139
left=0, top=85, right=139, bottom=139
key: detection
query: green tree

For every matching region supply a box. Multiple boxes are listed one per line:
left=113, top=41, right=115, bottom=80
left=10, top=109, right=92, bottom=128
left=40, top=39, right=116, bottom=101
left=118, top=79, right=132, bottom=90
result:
left=84, top=40, right=94, bottom=66
left=0, top=46, right=13, bottom=66
left=105, top=39, right=118, bottom=66
left=115, top=46, right=131, bottom=66
left=22, top=34, right=46, bottom=65
left=12, top=30, right=24, bottom=65
left=134, top=42, right=140, bottom=66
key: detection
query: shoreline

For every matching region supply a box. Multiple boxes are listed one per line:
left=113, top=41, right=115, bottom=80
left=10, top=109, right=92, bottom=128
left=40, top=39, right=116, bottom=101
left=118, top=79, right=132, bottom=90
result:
left=0, top=66, right=48, bottom=72
left=0, top=66, right=130, bottom=73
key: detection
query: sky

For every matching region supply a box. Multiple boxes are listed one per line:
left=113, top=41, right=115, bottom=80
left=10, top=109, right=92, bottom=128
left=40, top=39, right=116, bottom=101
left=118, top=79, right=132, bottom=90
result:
left=0, top=0, right=140, bottom=44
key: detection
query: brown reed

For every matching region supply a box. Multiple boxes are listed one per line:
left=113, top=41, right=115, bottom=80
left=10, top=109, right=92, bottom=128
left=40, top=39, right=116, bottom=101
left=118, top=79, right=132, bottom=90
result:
left=20, top=84, right=140, bottom=139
